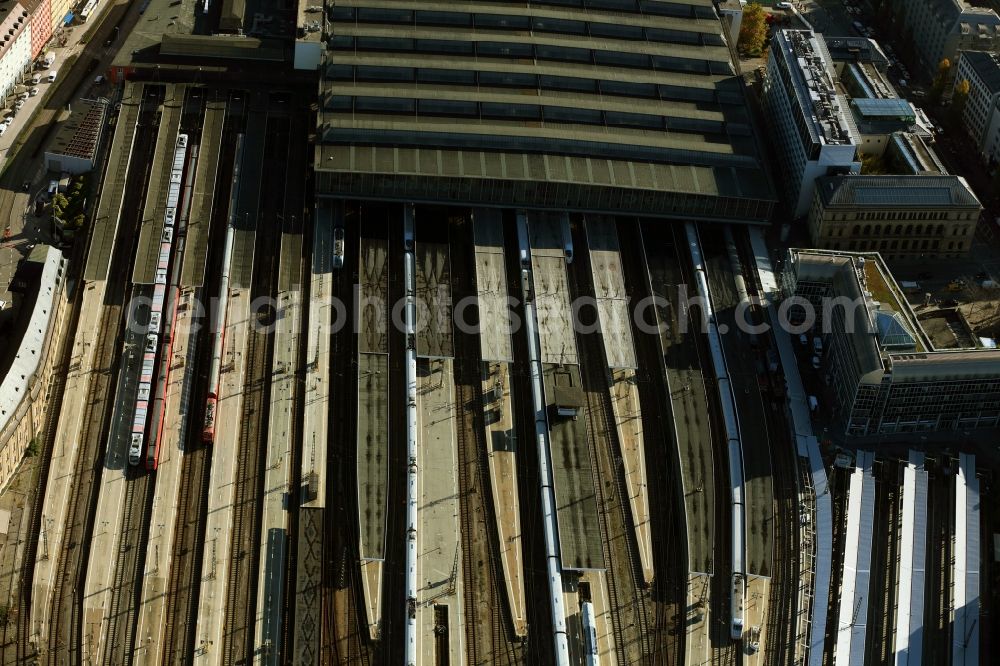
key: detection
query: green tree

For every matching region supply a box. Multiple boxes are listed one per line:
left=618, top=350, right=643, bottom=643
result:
left=738, top=4, right=768, bottom=56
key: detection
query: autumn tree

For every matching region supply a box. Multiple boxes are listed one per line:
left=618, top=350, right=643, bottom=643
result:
left=738, top=4, right=768, bottom=56
left=950, top=78, right=971, bottom=126
left=931, top=58, right=952, bottom=103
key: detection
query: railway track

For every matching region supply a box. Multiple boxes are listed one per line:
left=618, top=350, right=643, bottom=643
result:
left=620, top=218, right=687, bottom=666
left=221, top=110, right=285, bottom=664
left=732, top=226, right=800, bottom=666
left=868, top=458, right=900, bottom=664
left=46, top=301, right=123, bottom=663
left=101, top=472, right=153, bottom=665
left=569, top=218, right=656, bottom=664
left=161, top=88, right=247, bottom=663
left=448, top=214, right=523, bottom=666
left=667, top=224, right=738, bottom=666
left=43, top=83, right=166, bottom=666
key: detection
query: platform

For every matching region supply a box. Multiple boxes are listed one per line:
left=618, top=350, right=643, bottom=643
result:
left=415, top=359, right=465, bottom=664
left=543, top=364, right=603, bottom=571
left=300, top=203, right=332, bottom=508
left=685, top=572, right=713, bottom=666
left=481, top=362, right=526, bottom=636
left=82, top=284, right=154, bottom=662
left=253, top=232, right=303, bottom=662
left=744, top=575, right=771, bottom=665
left=701, top=228, right=774, bottom=577
left=359, top=237, right=389, bottom=355
left=472, top=210, right=513, bottom=362
left=359, top=559, right=383, bottom=642
left=835, top=450, right=875, bottom=666
left=30, top=281, right=108, bottom=644
left=292, top=506, right=323, bottom=664
left=532, top=254, right=577, bottom=366
left=133, top=84, right=185, bottom=285
left=414, top=242, right=453, bottom=358
left=85, top=83, right=142, bottom=282
left=642, top=227, right=715, bottom=575
left=585, top=216, right=636, bottom=370
left=180, top=97, right=226, bottom=288
left=133, top=288, right=198, bottom=664
left=609, top=369, right=653, bottom=584
left=194, top=288, right=251, bottom=664
left=893, top=450, right=927, bottom=666
left=564, top=572, right=616, bottom=665
left=953, top=453, right=980, bottom=666
left=229, top=94, right=268, bottom=289
left=357, top=352, right=388, bottom=561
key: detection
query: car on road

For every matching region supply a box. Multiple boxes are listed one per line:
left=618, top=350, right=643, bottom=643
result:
left=21, top=181, right=30, bottom=192
left=775, top=1, right=792, bottom=8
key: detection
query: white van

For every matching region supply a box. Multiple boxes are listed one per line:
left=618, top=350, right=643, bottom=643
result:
left=30, top=74, right=40, bottom=85
left=47, top=70, right=57, bottom=83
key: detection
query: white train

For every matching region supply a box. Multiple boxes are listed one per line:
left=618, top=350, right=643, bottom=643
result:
left=684, top=222, right=747, bottom=641
left=581, top=600, right=599, bottom=666
left=203, top=134, right=244, bottom=443
left=128, top=133, right=189, bottom=467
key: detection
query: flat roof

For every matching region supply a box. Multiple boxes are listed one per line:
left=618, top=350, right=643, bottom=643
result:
left=774, top=30, right=857, bottom=147
left=414, top=242, right=453, bottom=358
left=917, top=308, right=977, bottom=350
left=358, top=352, right=388, bottom=561
left=544, top=364, right=603, bottom=572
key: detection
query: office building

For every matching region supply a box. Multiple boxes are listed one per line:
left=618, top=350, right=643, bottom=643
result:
left=808, top=174, right=981, bottom=259
left=0, top=2, right=32, bottom=103
left=762, top=29, right=860, bottom=218
left=783, top=249, right=1000, bottom=436
left=315, top=0, right=775, bottom=221
left=955, top=50, right=1000, bottom=165
left=892, top=0, right=1000, bottom=76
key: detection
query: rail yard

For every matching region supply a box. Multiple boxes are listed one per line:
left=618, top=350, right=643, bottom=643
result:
left=5, top=84, right=995, bottom=666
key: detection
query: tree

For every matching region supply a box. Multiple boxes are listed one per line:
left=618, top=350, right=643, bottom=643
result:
left=861, top=154, right=887, bottom=175
left=931, top=58, right=952, bottom=103
left=738, top=4, right=768, bottom=56
left=950, top=78, right=970, bottom=126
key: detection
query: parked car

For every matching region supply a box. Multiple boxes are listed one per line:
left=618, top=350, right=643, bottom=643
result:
left=776, top=1, right=792, bottom=8
left=29, top=87, right=38, bottom=96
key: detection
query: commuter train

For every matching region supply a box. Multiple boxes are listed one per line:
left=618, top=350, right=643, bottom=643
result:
left=581, top=600, right=599, bottom=666
left=128, top=133, right=189, bottom=468
left=684, top=223, right=747, bottom=641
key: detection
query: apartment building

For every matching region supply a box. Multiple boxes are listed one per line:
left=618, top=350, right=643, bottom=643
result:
left=783, top=249, right=1000, bottom=436
left=955, top=49, right=1000, bottom=165
left=0, top=2, right=32, bottom=103
left=762, top=29, right=860, bottom=218
left=807, top=174, right=981, bottom=259
left=892, top=0, right=1000, bottom=76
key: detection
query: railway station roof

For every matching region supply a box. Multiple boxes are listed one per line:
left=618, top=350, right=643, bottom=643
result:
left=315, top=0, right=775, bottom=221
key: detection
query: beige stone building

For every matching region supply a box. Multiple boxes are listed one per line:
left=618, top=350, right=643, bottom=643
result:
left=807, top=174, right=981, bottom=260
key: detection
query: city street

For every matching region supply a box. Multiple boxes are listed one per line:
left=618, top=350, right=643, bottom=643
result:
left=0, top=0, right=142, bottom=322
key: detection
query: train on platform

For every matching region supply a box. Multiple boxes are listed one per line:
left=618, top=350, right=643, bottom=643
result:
left=128, top=133, right=189, bottom=468
left=685, top=222, right=747, bottom=642
left=202, top=134, right=244, bottom=443
left=581, top=600, right=599, bottom=666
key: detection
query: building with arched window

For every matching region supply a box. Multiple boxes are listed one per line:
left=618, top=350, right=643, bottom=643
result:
left=807, top=175, right=981, bottom=260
